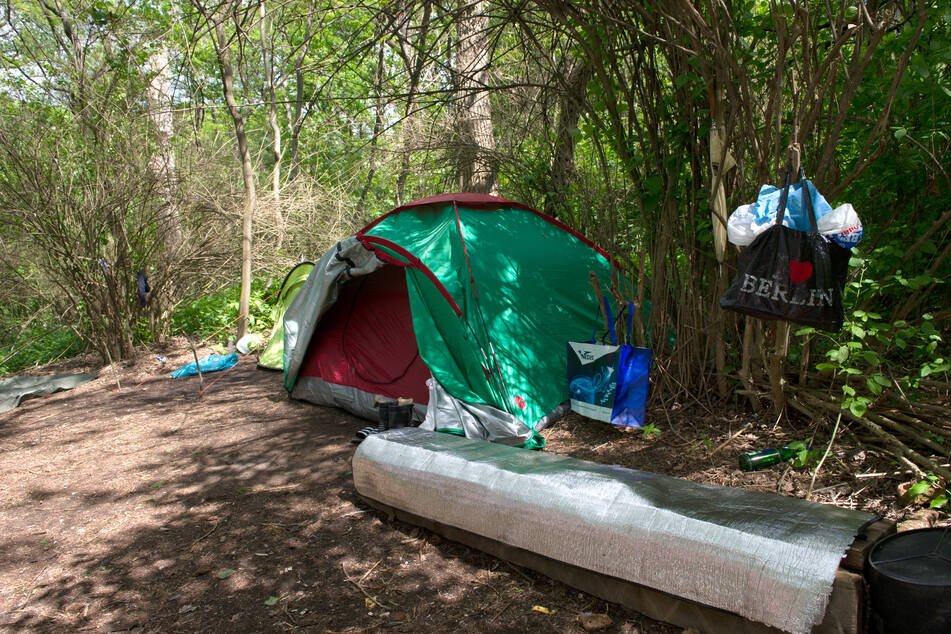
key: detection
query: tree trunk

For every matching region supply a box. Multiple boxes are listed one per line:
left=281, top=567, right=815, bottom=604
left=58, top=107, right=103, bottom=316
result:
left=146, top=48, right=183, bottom=256
left=287, top=13, right=314, bottom=181
left=358, top=43, right=386, bottom=215
left=545, top=60, right=592, bottom=218
left=259, top=1, right=284, bottom=251
left=395, top=1, right=432, bottom=206
left=146, top=48, right=182, bottom=342
left=455, top=0, right=497, bottom=195
left=213, top=16, right=256, bottom=340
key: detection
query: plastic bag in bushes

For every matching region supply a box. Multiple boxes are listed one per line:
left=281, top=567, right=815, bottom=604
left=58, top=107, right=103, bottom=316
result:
left=567, top=342, right=652, bottom=428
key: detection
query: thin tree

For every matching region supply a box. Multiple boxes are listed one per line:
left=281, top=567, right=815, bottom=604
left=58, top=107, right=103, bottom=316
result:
left=192, top=0, right=258, bottom=339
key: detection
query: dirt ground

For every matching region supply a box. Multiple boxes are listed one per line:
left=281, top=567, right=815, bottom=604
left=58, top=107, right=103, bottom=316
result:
left=0, top=339, right=944, bottom=633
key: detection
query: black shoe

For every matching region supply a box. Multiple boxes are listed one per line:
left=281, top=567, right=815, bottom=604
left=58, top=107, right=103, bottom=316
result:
left=388, top=403, right=414, bottom=429
left=352, top=426, right=378, bottom=444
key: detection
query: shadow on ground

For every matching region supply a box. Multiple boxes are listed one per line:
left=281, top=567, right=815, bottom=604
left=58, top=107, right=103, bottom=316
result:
left=0, top=356, right=675, bottom=633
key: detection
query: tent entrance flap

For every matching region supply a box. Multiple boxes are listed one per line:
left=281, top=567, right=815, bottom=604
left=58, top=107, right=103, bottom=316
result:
left=298, top=265, right=429, bottom=403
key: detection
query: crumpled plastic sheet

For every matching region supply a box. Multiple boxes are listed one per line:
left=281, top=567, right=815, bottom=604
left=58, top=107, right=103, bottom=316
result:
left=0, top=373, right=96, bottom=413
left=353, top=428, right=876, bottom=634
left=169, top=353, right=238, bottom=378
left=420, top=377, right=567, bottom=447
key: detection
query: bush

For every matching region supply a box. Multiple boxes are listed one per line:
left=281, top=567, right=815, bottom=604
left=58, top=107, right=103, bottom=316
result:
left=0, top=324, right=83, bottom=376
left=170, top=279, right=279, bottom=344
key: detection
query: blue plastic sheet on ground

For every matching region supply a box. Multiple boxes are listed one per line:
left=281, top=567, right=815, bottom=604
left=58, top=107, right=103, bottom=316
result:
left=170, top=353, right=238, bottom=378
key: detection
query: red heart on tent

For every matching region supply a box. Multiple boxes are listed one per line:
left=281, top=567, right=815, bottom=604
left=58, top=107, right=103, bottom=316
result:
left=789, top=260, right=813, bottom=284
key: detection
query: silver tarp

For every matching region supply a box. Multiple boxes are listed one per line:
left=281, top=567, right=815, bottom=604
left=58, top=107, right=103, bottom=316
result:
left=353, top=428, right=875, bottom=634
left=420, top=378, right=567, bottom=446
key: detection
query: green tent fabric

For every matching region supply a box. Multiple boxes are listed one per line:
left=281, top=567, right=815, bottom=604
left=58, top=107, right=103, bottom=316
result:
left=361, top=199, right=620, bottom=427
left=283, top=193, right=626, bottom=448
left=258, top=261, right=314, bottom=370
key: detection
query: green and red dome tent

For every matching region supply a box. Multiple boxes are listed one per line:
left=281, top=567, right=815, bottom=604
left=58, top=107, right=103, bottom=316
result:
left=282, top=193, right=623, bottom=448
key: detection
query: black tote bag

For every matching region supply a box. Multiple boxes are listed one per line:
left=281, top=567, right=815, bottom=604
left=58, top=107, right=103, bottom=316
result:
left=720, top=168, right=850, bottom=331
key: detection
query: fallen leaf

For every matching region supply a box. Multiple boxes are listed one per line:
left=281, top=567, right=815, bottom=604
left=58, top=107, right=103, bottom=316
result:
left=216, top=569, right=235, bottom=579
left=365, top=597, right=377, bottom=609
left=532, top=605, right=556, bottom=615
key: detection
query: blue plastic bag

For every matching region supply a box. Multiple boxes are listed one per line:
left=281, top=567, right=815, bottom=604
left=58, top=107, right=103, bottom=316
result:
left=170, top=353, right=239, bottom=378
left=566, top=301, right=652, bottom=428
left=566, top=342, right=652, bottom=427
left=751, top=180, right=833, bottom=233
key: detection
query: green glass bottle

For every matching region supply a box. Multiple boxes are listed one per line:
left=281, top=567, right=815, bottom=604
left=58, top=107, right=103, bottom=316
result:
left=739, top=445, right=798, bottom=471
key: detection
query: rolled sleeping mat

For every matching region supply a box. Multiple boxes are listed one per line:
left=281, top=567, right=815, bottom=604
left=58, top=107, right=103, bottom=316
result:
left=352, top=428, right=875, bottom=634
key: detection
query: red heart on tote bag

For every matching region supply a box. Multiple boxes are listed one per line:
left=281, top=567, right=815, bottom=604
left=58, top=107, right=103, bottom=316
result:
left=789, top=260, right=813, bottom=284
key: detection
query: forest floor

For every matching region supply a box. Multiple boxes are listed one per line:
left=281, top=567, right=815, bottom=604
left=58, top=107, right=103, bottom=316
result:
left=0, top=338, right=946, bottom=633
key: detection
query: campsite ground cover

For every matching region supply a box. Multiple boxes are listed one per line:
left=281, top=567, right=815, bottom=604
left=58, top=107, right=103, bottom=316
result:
left=0, top=340, right=945, bottom=633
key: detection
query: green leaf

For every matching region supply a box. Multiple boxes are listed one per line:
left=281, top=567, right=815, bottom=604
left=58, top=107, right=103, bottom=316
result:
left=894, top=127, right=907, bottom=139
left=930, top=495, right=948, bottom=509
left=860, top=350, right=880, bottom=365
left=264, top=596, right=279, bottom=606
left=795, top=327, right=816, bottom=336
left=908, top=480, right=932, bottom=496
left=815, top=363, right=837, bottom=372
left=217, top=569, right=235, bottom=579
left=867, top=378, right=883, bottom=395
left=842, top=385, right=856, bottom=397
left=848, top=399, right=867, bottom=417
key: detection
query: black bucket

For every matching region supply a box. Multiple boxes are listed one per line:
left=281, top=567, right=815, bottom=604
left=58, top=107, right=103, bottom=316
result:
left=865, top=526, right=951, bottom=634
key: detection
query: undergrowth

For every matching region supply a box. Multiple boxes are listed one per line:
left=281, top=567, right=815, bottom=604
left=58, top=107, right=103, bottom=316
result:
left=170, top=279, right=280, bottom=345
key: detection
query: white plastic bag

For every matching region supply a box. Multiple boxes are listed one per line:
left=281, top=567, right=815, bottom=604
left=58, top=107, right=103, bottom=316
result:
left=816, top=203, right=863, bottom=249
left=728, top=200, right=863, bottom=249
left=727, top=204, right=760, bottom=246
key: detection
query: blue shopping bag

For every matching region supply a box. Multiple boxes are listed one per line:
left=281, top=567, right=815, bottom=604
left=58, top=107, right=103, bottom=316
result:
left=567, top=301, right=652, bottom=427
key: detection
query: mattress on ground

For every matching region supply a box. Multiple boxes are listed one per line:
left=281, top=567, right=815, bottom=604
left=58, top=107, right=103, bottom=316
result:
left=352, top=428, right=875, bottom=634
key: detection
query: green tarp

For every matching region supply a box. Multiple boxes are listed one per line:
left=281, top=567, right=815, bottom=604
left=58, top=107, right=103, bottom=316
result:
left=0, top=373, right=96, bottom=413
